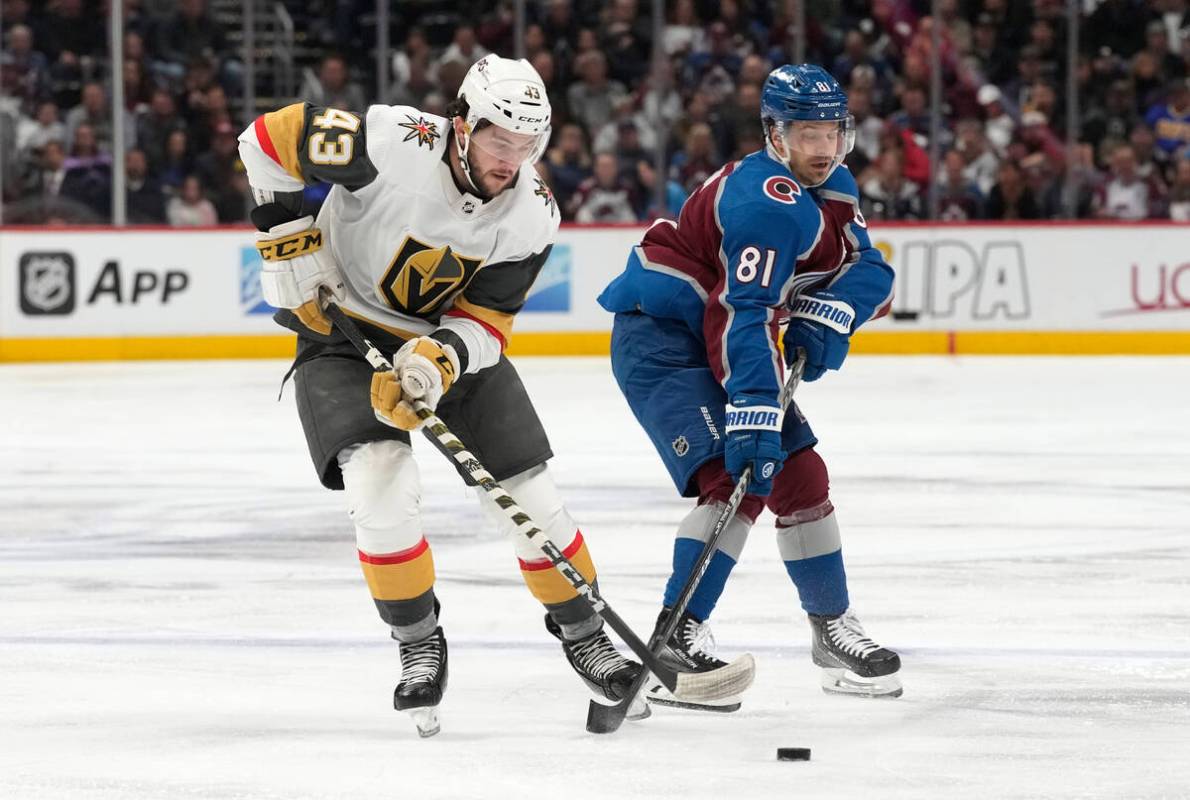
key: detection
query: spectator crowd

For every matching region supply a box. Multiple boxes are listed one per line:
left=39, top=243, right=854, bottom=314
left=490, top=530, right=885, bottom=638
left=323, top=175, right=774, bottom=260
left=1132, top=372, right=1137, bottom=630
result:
left=3, top=0, right=1190, bottom=225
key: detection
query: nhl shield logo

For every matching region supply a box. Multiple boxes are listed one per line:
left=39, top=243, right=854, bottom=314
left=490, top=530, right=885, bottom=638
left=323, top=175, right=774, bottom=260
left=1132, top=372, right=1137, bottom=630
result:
left=19, top=252, right=76, bottom=315
left=672, top=436, right=690, bottom=457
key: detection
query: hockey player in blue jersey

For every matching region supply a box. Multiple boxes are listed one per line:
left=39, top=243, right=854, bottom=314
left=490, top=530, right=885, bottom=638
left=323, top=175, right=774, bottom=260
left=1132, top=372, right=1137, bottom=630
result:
left=598, top=64, right=902, bottom=707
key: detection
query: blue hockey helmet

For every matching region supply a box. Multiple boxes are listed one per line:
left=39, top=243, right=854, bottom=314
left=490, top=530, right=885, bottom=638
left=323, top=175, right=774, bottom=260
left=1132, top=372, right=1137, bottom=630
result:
left=760, top=64, right=854, bottom=185
left=761, top=63, right=849, bottom=123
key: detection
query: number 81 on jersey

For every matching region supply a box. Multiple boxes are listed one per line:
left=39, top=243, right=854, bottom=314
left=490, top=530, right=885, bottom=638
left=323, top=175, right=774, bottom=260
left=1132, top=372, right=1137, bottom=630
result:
left=736, top=246, right=779, bottom=289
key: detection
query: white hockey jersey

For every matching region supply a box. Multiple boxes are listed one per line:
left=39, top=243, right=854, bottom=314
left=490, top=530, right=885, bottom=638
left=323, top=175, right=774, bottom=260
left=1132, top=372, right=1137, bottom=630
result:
left=238, top=101, right=560, bottom=373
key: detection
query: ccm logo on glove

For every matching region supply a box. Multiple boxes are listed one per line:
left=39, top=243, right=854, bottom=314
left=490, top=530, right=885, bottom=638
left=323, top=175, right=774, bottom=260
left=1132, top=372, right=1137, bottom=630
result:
left=256, top=230, right=323, bottom=261
left=789, top=296, right=855, bottom=334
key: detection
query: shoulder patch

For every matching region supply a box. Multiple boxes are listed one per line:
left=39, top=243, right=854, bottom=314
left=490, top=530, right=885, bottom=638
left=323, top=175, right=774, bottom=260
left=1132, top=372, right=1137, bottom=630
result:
left=532, top=176, right=557, bottom=216
left=763, top=175, right=801, bottom=206
left=397, top=114, right=441, bottom=148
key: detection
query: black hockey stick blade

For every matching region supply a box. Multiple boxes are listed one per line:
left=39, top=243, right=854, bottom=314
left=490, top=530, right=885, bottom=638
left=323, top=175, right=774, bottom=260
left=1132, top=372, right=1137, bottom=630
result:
left=587, top=697, right=626, bottom=734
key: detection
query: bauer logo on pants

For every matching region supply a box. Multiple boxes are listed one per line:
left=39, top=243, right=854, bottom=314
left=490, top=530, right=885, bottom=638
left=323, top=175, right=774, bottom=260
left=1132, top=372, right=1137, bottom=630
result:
left=19, top=252, right=76, bottom=315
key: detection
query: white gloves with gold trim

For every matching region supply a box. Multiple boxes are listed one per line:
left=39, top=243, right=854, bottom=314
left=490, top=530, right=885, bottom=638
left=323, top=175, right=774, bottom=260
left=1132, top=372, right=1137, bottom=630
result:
left=370, top=337, right=461, bottom=430
left=256, top=215, right=345, bottom=335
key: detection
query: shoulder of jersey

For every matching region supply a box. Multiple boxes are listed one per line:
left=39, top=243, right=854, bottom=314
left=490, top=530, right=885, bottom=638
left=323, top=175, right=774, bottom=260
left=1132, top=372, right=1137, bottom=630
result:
left=718, top=152, right=821, bottom=228
left=505, top=163, right=561, bottom=250
left=364, top=104, right=449, bottom=177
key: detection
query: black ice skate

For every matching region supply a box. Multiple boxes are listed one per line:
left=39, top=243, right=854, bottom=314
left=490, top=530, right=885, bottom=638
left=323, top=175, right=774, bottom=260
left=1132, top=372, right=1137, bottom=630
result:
left=545, top=615, right=649, bottom=719
left=645, top=608, right=751, bottom=712
left=809, top=608, right=902, bottom=698
left=393, top=626, right=448, bottom=737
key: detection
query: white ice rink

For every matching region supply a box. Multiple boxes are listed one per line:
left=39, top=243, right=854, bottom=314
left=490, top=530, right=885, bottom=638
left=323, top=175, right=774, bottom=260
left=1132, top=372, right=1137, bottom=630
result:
left=1, top=355, right=1188, bottom=799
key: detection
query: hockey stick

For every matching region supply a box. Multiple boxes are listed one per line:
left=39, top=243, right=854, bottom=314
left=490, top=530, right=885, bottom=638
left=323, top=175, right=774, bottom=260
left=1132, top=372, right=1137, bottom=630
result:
left=586, top=349, right=807, bottom=734
left=319, top=298, right=749, bottom=702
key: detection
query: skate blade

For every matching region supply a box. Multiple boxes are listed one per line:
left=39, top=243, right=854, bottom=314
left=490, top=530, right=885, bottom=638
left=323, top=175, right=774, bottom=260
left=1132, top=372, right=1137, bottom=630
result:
left=646, top=681, right=741, bottom=713
left=671, top=653, right=755, bottom=702
left=405, top=705, right=441, bottom=737
left=820, top=667, right=903, bottom=698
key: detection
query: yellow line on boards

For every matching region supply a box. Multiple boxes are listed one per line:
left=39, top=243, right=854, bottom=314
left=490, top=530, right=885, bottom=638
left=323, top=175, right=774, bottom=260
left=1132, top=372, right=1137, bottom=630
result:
left=851, top=331, right=1190, bottom=355
left=953, top=331, right=1190, bottom=355
left=506, top=332, right=611, bottom=356
left=0, top=336, right=297, bottom=362
left=2, top=331, right=1190, bottom=362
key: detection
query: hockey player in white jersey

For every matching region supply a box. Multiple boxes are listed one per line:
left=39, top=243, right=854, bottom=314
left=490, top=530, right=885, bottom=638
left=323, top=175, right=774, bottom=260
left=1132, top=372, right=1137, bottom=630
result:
left=238, top=56, right=643, bottom=736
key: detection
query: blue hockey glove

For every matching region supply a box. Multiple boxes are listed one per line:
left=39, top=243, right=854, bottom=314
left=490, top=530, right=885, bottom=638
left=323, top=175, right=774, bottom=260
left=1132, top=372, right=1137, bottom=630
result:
left=784, top=292, right=855, bottom=382
left=723, top=399, right=785, bottom=496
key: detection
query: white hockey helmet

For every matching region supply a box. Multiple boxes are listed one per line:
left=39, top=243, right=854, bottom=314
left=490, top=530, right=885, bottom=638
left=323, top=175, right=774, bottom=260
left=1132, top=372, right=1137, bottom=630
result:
left=456, top=55, right=551, bottom=164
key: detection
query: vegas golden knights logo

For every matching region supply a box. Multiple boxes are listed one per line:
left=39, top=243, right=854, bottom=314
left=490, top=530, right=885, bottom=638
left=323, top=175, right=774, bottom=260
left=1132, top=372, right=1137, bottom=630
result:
left=380, top=236, right=483, bottom=316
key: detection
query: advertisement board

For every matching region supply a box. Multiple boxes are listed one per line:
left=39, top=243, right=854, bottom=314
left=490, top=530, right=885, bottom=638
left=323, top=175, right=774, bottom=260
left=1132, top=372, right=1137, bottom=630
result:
left=868, top=225, right=1190, bottom=332
left=1, top=223, right=1187, bottom=360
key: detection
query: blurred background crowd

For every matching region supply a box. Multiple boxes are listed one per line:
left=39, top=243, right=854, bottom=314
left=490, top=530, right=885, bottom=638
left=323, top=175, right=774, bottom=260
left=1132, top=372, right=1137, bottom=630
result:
left=2, top=0, right=1189, bottom=226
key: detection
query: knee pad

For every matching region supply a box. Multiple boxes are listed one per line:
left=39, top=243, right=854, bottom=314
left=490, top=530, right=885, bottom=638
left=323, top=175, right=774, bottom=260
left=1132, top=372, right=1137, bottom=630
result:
left=694, top=460, right=765, bottom=522
left=339, top=441, right=435, bottom=627
left=766, top=447, right=831, bottom=519
left=675, top=501, right=753, bottom=560
left=338, top=440, right=423, bottom=554
left=482, top=465, right=596, bottom=621
left=775, top=504, right=841, bottom=561
left=477, top=464, right=578, bottom=561
left=768, top=448, right=840, bottom=561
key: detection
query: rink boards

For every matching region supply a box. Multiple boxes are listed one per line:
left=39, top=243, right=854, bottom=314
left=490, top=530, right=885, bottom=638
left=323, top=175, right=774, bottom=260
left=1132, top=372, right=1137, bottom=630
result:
left=0, top=222, right=1187, bottom=361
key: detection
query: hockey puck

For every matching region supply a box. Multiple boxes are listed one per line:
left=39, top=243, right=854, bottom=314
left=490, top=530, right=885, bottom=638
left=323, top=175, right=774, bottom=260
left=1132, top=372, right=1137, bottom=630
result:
left=776, top=748, right=811, bottom=761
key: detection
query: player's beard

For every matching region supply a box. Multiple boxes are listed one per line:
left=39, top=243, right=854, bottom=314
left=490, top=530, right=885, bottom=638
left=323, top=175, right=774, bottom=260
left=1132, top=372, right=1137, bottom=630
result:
left=466, top=153, right=516, bottom=199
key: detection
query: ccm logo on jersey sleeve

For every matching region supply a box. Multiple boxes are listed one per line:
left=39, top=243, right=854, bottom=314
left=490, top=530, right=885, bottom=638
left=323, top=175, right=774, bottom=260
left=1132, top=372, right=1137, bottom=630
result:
left=763, top=175, right=801, bottom=205
left=789, top=296, right=855, bottom=334
left=724, top=405, right=783, bottom=433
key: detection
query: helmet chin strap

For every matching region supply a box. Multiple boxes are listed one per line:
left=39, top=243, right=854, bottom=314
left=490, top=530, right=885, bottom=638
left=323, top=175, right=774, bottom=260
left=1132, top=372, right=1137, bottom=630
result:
left=454, top=124, right=492, bottom=200
left=766, top=120, right=795, bottom=172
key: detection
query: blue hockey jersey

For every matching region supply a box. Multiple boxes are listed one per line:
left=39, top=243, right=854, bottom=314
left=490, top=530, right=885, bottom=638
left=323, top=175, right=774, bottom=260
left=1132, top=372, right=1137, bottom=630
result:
left=598, top=150, right=894, bottom=407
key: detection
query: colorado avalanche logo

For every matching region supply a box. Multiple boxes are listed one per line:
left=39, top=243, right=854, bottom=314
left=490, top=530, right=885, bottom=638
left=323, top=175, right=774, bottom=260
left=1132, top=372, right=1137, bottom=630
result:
left=763, top=175, right=801, bottom=205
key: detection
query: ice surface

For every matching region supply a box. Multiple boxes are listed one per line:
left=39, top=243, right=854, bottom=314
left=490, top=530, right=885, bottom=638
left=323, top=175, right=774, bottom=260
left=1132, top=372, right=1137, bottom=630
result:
left=1, top=356, right=1188, bottom=799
